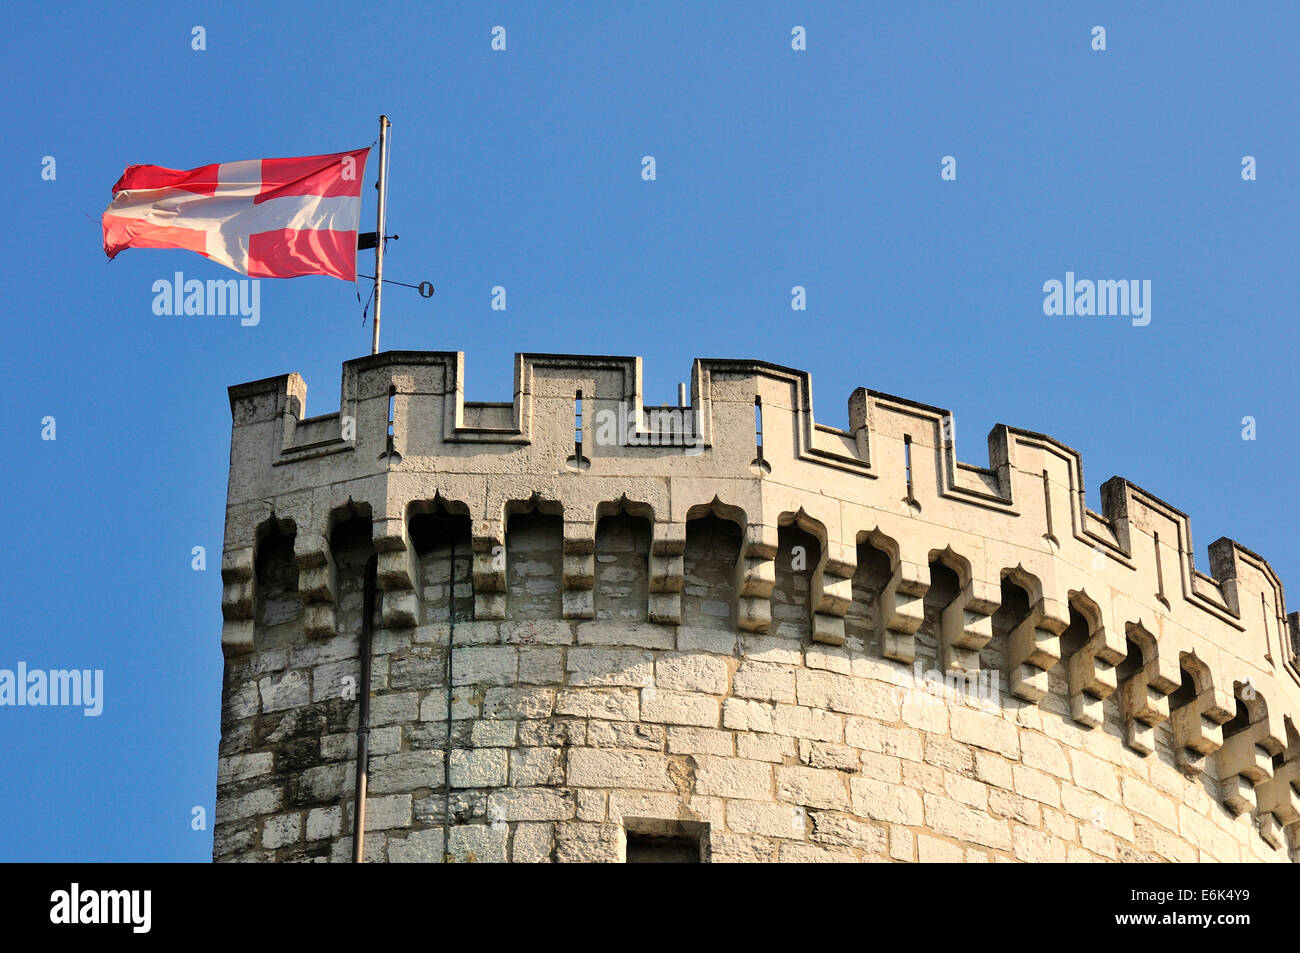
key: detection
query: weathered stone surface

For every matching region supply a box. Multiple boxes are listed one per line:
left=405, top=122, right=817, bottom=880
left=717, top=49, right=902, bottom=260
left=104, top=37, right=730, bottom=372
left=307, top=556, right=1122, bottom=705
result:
left=733, top=662, right=795, bottom=703
left=259, top=672, right=310, bottom=712
left=554, top=822, right=622, bottom=862
left=640, top=690, right=719, bottom=728
left=305, top=806, right=342, bottom=842
left=483, top=687, right=554, bottom=720
left=810, top=811, right=887, bottom=852
left=370, top=751, right=443, bottom=793
left=667, top=727, right=733, bottom=756
left=450, top=749, right=508, bottom=788
left=262, top=812, right=302, bottom=849
left=709, top=833, right=777, bottom=863
left=796, top=669, right=896, bottom=719
left=566, top=749, right=675, bottom=791
left=694, top=757, right=772, bottom=800
left=447, top=823, right=507, bottom=863
left=586, top=720, right=664, bottom=751
left=217, top=752, right=273, bottom=785
left=566, top=648, right=653, bottom=688
left=949, top=707, right=1020, bottom=759
left=776, top=767, right=850, bottom=810
left=849, top=776, right=923, bottom=826
left=470, top=719, right=517, bottom=747
left=655, top=653, right=730, bottom=695
left=370, top=691, right=418, bottom=726
left=487, top=788, right=575, bottom=822
left=1012, top=765, right=1061, bottom=808
left=736, top=732, right=795, bottom=763
left=924, top=793, right=1011, bottom=851
left=555, top=689, right=639, bottom=721
left=510, top=747, right=564, bottom=786
left=518, top=647, right=566, bottom=684
left=726, top=799, right=804, bottom=838
left=511, top=822, right=555, bottom=862
left=1069, top=749, right=1121, bottom=801
left=388, top=828, right=445, bottom=863
left=216, top=786, right=283, bottom=824
left=358, top=794, right=413, bottom=832
left=452, top=647, right=518, bottom=686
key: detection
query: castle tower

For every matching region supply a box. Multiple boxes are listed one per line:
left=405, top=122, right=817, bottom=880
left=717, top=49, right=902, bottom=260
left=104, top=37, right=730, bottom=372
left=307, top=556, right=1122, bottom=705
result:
left=215, top=351, right=1300, bottom=862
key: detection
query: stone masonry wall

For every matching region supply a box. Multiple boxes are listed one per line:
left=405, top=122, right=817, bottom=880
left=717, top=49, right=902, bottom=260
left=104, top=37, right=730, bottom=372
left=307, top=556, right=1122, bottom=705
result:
left=214, top=352, right=1300, bottom=862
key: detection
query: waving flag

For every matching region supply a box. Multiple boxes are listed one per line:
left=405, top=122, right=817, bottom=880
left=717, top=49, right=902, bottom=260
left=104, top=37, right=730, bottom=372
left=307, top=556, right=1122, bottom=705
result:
left=102, top=148, right=370, bottom=280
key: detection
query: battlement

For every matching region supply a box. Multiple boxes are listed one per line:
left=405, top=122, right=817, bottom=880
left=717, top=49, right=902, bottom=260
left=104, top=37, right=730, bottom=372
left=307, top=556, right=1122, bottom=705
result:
left=216, top=351, right=1300, bottom=862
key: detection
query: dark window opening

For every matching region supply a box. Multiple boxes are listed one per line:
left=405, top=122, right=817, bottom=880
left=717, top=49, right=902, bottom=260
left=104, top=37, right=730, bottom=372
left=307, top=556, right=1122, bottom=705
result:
left=623, top=818, right=708, bottom=863
left=626, top=833, right=701, bottom=863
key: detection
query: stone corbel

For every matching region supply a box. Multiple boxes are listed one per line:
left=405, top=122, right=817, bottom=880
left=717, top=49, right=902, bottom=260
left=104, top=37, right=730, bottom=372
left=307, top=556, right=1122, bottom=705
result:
left=1217, top=702, right=1284, bottom=816
left=1067, top=599, right=1126, bottom=728
left=878, top=558, right=929, bottom=664
left=1218, top=731, right=1274, bottom=817
left=736, top=523, right=778, bottom=633
left=221, top=546, right=255, bottom=655
left=472, top=518, right=506, bottom=620
left=375, top=519, right=419, bottom=628
left=940, top=576, right=1000, bottom=672
left=1253, top=757, right=1300, bottom=847
left=810, top=542, right=855, bottom=646
left=648, top=521, right=686, bottom=625
left=562, top=520, right=596, bottom=620
left=296, top=532, right=337, bottom=639
left=1007, top=595, right=1069, bottom=702
left=1119, top=645, right=1180, bottom=755
left=1170, top=677, right=1234, bottom=776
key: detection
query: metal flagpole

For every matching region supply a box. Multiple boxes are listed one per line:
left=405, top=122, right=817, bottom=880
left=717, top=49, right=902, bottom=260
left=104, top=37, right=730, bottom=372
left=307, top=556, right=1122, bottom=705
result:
left=371, top=115, right=390, bottom=355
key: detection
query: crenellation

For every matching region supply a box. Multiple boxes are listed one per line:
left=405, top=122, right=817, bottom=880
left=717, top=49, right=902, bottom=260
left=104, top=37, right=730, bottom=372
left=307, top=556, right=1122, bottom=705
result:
left=213, top=351, right=1300, bottom=862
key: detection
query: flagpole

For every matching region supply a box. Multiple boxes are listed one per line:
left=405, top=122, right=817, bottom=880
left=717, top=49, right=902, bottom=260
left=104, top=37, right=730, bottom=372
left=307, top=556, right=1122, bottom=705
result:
left=371, top=115, right=390, bottom=355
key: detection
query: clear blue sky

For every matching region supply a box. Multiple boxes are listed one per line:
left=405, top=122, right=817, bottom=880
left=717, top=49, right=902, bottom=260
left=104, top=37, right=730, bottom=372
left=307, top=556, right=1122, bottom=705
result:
left=0, top=1, right=1294, bottom=860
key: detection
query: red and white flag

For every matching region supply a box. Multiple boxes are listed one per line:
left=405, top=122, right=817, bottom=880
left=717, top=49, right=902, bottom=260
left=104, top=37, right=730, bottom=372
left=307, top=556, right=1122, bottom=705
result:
left=102, top=148, right=370, bottom=280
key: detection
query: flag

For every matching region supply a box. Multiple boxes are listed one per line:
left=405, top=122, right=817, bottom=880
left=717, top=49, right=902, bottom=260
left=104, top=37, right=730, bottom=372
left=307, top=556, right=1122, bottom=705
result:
left=102, top=148, right=371, bottom=280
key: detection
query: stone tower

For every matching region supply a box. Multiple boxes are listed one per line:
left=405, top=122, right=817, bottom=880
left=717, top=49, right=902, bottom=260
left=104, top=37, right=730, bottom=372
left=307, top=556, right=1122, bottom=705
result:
left=215, top=351, right=1300, bottom=862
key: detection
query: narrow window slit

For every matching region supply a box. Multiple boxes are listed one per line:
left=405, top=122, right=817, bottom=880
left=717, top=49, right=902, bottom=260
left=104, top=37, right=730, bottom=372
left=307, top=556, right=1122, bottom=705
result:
left=1041, top=469, right=1057, bottom=543
left=1262, top=592, right=1275, bottom=663
left=575, top=390, right=583, bottom=457
left=566, top=390, right=590, bottom=470
left=385, top=385, right=396, bottom=454
left=1153, top=531, right=1168, bottom=607
left=903, top=434, right=916, bottom=503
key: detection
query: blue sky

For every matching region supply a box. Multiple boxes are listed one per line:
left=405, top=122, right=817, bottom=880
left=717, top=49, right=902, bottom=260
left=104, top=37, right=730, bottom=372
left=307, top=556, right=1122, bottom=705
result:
left=0, top=1, right=1294, bottom=860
